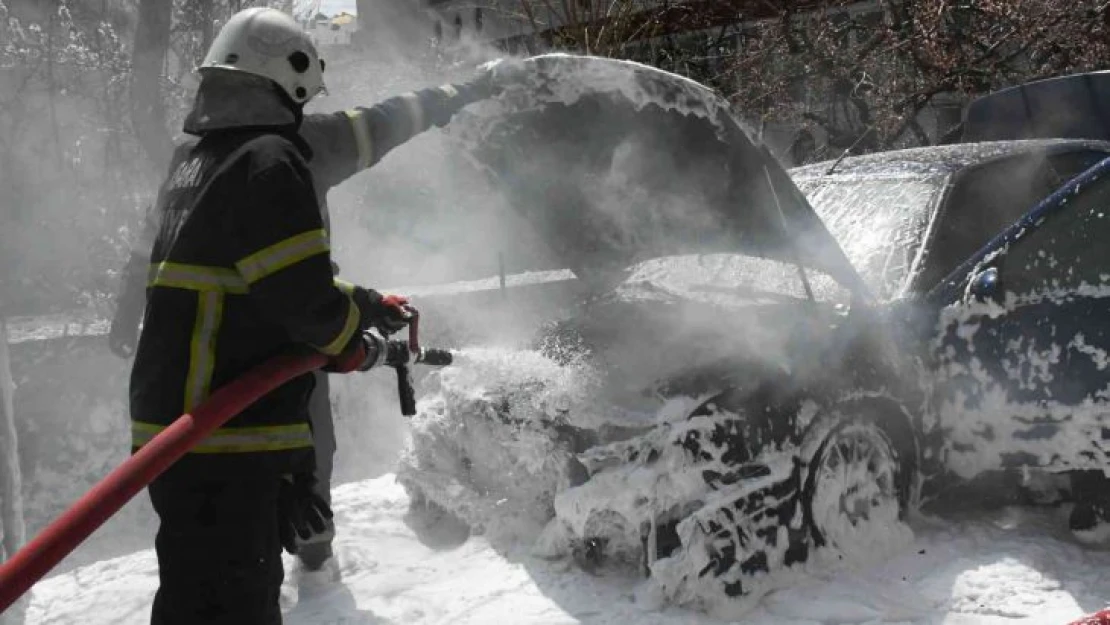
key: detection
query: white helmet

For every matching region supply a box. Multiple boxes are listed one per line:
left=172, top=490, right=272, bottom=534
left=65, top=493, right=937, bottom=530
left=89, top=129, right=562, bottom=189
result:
left=200, top=7, right=325, bottom=105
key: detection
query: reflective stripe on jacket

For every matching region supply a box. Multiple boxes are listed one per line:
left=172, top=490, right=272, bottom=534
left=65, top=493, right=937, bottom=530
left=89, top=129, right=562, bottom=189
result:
left=132, top=422, right=313, bottom=454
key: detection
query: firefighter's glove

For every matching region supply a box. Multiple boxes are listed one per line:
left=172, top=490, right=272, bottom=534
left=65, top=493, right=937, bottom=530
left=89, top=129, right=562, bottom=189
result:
left=354, top=287, right=414, bottom=336
left=277, top=473, right=334, bottom=555
left=324, top=331, right=388, bottom=373
left=472, top=57, right=531, bottom=97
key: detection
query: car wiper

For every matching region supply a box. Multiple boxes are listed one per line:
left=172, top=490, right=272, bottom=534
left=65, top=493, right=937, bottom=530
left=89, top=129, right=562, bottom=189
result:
left=764, top=165, right=815, bottom=303
left=824, top=126, right=876, bottom=175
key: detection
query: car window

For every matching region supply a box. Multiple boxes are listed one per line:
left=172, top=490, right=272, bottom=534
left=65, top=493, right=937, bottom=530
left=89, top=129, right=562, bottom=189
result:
left=1000, top=172, right=1110, bottom=294
left=796, top=175, right=945, bottom=301
left=917, top=154, right=1083, bottom=294
left=616, top=254, right=852, bottom=307
left=1045, top=150, right=1110, bottom=186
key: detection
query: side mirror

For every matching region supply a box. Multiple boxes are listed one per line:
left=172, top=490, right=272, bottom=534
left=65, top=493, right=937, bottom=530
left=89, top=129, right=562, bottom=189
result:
left=967, top=266, right=1001, bottom=303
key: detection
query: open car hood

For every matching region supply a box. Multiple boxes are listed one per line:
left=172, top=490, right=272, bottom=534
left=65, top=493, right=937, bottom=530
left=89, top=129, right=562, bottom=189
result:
left=451, top=54, right=868, bottom=295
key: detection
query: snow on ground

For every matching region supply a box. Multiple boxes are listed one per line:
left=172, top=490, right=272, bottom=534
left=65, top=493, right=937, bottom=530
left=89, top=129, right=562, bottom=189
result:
left=24, top=474, right=1110, bottom=625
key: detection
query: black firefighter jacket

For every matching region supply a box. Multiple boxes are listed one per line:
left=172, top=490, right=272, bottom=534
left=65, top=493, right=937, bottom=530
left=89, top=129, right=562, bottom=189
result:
left=122, top=82, right=490, bottom=477
left=130, top=129, right=366, bottom=478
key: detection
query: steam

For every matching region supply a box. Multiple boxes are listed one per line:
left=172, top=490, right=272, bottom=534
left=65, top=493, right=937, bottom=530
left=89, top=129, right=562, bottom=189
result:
left=0, top=8, right=547, bottom=580
left=2, top=11, right=900, bottom=618
left=310, top=39, right=557, bottom=291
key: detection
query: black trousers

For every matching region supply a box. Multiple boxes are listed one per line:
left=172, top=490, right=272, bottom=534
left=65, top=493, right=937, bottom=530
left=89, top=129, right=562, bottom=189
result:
left=148, top=473, right=284, bottom=625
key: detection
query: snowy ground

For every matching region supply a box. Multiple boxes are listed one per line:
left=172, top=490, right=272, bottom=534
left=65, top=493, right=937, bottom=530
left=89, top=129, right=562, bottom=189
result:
left=23, top=474, right=1110, bottom=625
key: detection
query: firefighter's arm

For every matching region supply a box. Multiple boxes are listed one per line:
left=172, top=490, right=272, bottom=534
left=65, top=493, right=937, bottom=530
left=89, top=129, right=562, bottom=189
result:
left=302, top=60, right=530, bottom=189
left=232, top=156, right=410, bottom=363
left=301, top=82, right=485, bottom=188
left=305, top=79, right=516, bottom=184
left=354, top=81, right=494, bottom=164
left=359, top=60, right=531, bottom=163
left=232, top=159, right=371, bottom=358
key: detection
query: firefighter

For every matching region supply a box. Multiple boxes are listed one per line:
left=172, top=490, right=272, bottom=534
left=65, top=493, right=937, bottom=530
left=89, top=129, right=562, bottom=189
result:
left=108, top=8, right=530, bottom=580
left=108, top=8, right=523, bottom=624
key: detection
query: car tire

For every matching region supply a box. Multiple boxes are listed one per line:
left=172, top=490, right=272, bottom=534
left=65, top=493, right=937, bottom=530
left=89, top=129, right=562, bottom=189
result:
left=803, top=417, right=912, bottom=562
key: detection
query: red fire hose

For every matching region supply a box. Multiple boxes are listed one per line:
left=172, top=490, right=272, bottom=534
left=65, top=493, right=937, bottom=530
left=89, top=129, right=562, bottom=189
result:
left=1072, top=609, right=1110, bottom=625
left=0, top=299, right=431, bottom=613
left=0, top=351, right=327, bottom=614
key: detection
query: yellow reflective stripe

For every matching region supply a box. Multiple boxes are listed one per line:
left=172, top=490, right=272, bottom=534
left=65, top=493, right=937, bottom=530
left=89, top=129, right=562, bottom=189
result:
left=334, top=278, right=355, bottom=294
left=148, top=262, right=248, bottom=294
left=400, top=92, right=425, bottom=134
left=236, top=229, right=330, bottom=285
left=317, top=294, right=359, bottom=356
left=132, top=422, right=313, bottom=454
left=184, top=291, right=223, bottom=412
left=344, top=110, right=373, bottom=170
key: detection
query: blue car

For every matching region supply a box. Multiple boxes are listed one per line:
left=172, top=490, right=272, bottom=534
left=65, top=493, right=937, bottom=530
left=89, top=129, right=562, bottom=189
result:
left=918, top=151, right=1110, bottom=531
left=399, top=57, right=1110, bottom=614
left=793, top=139, right=1110, bottom=528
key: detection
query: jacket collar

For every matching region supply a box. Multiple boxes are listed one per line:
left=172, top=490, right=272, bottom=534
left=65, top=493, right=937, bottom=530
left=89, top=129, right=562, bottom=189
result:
left=184, top=71, right=298, bottom=136
left=184, top=71, right=313, bottom=161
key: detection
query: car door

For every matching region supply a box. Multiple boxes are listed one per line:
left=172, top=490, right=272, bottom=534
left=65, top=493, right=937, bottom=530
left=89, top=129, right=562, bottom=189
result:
left=927, top=160, right=1110, bottom=480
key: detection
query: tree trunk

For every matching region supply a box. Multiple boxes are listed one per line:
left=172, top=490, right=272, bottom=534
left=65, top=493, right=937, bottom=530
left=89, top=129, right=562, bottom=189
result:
left=130, top=0, right=174, bottom=171
left=198, top=0, right=214, bottom=67
left=0, top=319, right=26, bottom=624
left=46, top=0, right=63, bottom=166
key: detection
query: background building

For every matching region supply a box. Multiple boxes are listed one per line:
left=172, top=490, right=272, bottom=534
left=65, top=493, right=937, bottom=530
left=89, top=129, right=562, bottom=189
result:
left=307, top=11, right=360, bottom=47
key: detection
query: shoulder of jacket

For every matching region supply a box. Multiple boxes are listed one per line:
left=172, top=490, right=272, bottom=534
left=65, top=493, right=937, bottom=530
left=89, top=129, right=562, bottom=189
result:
left=297, top=112, right=347, bottom=147
left=239, top=132, right=301, bottom=156
left=233, top=133, right=312, bottom=175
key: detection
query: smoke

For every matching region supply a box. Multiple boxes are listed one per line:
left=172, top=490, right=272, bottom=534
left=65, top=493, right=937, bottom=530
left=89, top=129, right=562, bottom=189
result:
left=294, top=31, right=566, bottom=484
left=0, top=6, right=885, bottom=603
left=308, top=35, right=551, bottom=286
left=393, top=56, right=906, bottom=582
left=0, top=0, right=144, bottom=317
left=0, top=4, right=549, bottom=579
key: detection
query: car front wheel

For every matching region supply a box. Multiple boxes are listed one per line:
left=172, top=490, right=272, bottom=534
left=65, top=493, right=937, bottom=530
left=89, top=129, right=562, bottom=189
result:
left=804, top=418, right=912, bottom=563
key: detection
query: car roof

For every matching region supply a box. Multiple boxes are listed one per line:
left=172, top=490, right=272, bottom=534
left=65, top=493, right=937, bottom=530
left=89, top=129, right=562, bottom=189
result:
left=789, top=139, right=1110, bottom=179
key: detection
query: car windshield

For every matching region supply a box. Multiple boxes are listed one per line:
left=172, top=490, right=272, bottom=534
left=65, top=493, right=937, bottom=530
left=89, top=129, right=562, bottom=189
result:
left=795, top=174, right=948, bottom=301
left=615, top=253, right=851, bottom=307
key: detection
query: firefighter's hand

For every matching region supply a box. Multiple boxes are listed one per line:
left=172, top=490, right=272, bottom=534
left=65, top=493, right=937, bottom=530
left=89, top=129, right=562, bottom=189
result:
left=376, top=294, right=415, bottom=335
left=277, top=473, right=334, bottom=555
left=354, top=288, right=415, bottom=336
left=473, top=57, right=531, bottom=96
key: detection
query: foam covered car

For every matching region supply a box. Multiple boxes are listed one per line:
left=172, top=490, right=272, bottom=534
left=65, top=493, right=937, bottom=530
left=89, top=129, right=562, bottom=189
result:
left=791, top=130, right=1110, bottom=528
left=398, top=57, right=1110, bottom=613
left=399, top=54, right=923, bottom=613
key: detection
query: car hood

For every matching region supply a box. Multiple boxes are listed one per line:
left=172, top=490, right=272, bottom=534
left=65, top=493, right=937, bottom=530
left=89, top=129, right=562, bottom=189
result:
left=450, top=54, right=868, bottom=295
